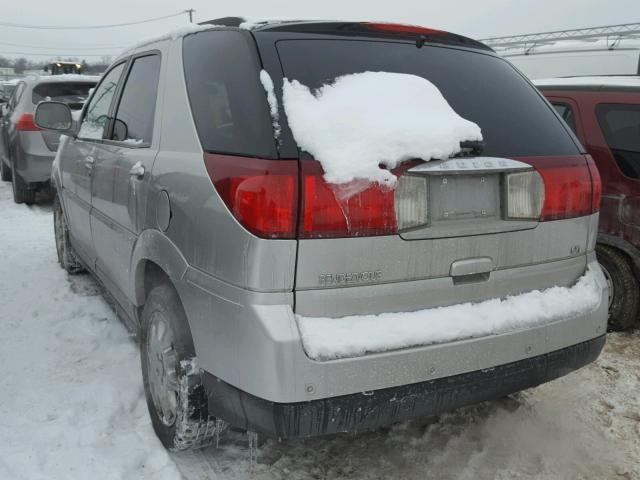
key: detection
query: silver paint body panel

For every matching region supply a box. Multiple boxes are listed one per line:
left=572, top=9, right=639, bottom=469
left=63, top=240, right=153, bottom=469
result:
left=50, top=32, right=608, bottom=405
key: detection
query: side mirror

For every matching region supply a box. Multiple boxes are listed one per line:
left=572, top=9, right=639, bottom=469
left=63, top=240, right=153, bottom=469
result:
left=34, top=101, right=73, bottom=132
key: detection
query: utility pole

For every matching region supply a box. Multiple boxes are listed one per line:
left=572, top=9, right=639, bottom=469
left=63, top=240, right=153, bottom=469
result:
left=186, top=9, right=195, bottom=23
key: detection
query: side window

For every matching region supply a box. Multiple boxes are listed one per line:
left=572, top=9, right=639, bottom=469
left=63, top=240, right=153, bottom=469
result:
left=78, top=63, right=125, bottom=140
left=552, top=102, right=577, bottom=134
left=182, top=30, right=277, bottom=158
left=596, top=103, right=640, bottom=179
left=10, top=83, right=25, bottom=109
left=111, top=54, right=161, bottom=146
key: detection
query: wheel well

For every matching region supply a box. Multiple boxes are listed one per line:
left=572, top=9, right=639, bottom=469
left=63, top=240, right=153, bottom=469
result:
left=142, top=261, right=170, bottom=302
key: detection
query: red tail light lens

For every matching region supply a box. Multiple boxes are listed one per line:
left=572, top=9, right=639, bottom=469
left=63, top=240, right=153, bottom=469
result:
left=16, top=113, right=41, bottom=132
left=529, top=156, right=597, bottom=221
left=203, top=154, right=298, bottom=239
left=299, top=160, right=402, bottom=238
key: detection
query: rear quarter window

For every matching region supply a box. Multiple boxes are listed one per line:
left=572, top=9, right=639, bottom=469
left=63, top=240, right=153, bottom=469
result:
left=182, top=30, right=277, bottom=158
left=275, top=40, right=581, bottom=158
left=32, top=82, right=95, bottom=110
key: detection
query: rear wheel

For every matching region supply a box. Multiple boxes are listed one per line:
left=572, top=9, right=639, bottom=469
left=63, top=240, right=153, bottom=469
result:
left=141, top=283, right=228, bottom=451
left=596, top=244, right=640, bottom=331
left=0, top=158, right=11, bottom=182
left=11, top=158, right=35, bottom=205
left=53, top=195, right=85, bottom=274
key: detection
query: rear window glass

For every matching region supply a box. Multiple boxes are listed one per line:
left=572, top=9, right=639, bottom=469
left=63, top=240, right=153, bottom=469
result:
left=596, top=103, right=640, bottom=179
left=32, top=82, right=95, bottom=110
left=276, top=40, right=580, bottom=157
left=183, top=30, right=277, bottom=158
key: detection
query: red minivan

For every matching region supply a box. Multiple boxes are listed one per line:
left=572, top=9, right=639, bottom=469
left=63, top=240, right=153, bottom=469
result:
left=537, top=77, right=640, bottom=330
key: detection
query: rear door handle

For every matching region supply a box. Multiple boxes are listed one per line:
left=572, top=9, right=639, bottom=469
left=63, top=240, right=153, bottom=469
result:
left=129, top=161, right=145, bottom=179
left=84, top=155, right=95, bottom=172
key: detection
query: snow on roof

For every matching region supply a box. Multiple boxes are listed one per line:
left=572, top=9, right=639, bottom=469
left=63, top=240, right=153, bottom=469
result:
left=282, top=71, right=482, bottom=190
left=534, top=76, right=640, bottom=88
left=238, top=17, right=309, bottom=30
left=34, top=74, right=101, bottom=83
left=297, top=266, right=602, bottom=361
left=118, top=23, right=223, bottom=57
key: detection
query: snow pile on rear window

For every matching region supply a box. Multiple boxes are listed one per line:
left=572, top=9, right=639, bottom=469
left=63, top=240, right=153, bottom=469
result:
left=282, top=71, right=482, bottom=188
left=297, top=267, right=603, bottom=361
left=259, top=70, right=281, bottom=139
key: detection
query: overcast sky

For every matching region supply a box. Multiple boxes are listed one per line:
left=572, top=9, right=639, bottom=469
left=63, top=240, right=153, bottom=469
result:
left=1, top=0, right=638, bottom=62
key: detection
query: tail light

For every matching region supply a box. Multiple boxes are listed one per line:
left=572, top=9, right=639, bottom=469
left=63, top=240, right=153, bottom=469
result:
left=299, top=160, right=397, bottom=238
left=362, top=22, right=446, bottom=36
left=16, top=113, right=41, bottom=132
left=203, top=154, right=298, bottom=239
left=522, top=156, right=599, bottom=221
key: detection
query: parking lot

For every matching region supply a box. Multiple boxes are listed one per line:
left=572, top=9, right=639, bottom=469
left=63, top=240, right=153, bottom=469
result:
left=0, top=181, right=638, bottom=479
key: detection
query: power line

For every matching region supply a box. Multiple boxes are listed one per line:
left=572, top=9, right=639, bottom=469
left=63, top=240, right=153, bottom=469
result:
left=0, top=40, right=124, bottom=50
left=0, top=51, right=116, bottom=57
left=0, top=11, right=188, bottom=30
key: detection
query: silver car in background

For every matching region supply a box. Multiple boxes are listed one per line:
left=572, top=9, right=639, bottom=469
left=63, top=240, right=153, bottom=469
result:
left=34, top=19, right=608, bottom=451
left=0, top=74, right=98, bottom=204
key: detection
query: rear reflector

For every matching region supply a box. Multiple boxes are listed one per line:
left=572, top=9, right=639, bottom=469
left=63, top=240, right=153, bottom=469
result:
left=506, top=171, right=545, bottom=220
left=203, top=154, right=298, bottom=239
left=16, top=113, right=41, bottom=132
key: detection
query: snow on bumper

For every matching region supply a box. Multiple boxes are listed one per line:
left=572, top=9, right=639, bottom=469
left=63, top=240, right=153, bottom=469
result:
left=296, top=267, right=605, bottom=361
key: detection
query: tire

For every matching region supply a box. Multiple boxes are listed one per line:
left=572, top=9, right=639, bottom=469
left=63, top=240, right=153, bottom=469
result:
left=53, top=195, right=85, bottom=274
left=141, top=283, right=228, bottom=451
left=11, top=158, right=35, bottom=205
left=0, top=158, right=11, bottom=182
left=596, top=244, right=640, bottom=331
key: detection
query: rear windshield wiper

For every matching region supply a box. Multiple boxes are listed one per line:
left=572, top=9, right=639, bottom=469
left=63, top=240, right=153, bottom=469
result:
left=455, top=140, right=485, bottom=157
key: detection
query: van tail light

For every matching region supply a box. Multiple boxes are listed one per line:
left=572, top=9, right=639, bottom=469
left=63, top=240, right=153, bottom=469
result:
left=16, top=113, right=41, bottom=132
left=522, top=156, right=598, bottom=221
left=203, top=154, right=298, bottom=239
left=299, top=160, right=398, bottom=238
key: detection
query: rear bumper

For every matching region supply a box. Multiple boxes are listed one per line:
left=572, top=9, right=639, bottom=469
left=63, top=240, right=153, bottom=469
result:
left=14, top=132, right=54, bottom=184
left=202, top=334, right=605, bottom=439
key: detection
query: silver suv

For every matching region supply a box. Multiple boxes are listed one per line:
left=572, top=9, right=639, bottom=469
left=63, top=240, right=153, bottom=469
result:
left=35, top=19, right=608, bottom=451
left=0, top=75, right=98, bottom=204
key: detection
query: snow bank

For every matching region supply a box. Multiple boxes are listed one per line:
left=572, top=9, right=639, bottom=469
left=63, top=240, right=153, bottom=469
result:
left=297, top=267, right=603, bottom=361
left=0, top=182, right=181, bottom=479
left=259, top=70, right=281, bottom=139
left=282, top=71, right=482, bottom=188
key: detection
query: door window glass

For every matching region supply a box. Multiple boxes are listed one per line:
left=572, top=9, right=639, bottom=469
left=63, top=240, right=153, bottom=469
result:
left=78, top=63, right=125, bottom=140
left=596, top=103, right=640, bottom=179
left=111, top=54, right=161, bottom=146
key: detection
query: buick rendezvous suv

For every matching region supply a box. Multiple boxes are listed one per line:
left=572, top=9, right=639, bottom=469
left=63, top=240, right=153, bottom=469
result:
left=535, top=77, right=640, bottom=330
left=34, top=19, right=608, bottom=451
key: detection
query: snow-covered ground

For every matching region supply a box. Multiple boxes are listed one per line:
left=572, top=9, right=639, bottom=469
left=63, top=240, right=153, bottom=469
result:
left=0, top=180, right=638, bottom=479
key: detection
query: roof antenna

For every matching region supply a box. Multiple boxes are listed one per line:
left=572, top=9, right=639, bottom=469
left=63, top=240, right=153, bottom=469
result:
left=416, top=35, right=426, bottom=48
